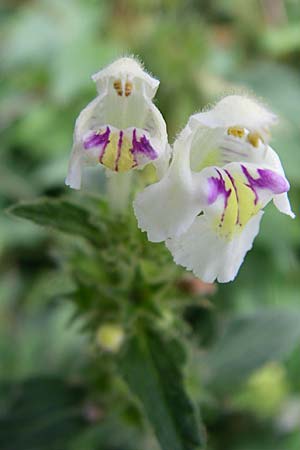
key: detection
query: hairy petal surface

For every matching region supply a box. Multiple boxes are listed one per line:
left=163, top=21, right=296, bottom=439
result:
left=189, top=95, right=277, bottom=140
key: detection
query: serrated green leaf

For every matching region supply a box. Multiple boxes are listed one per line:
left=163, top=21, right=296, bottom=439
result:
left=120, top=327, right=204, bottom=450
left=8, top=197, right=105, bottom=244
left=205, top=309, right=300, bottom=391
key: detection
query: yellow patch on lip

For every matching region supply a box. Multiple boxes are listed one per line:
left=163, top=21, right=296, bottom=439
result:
left=227, top=127, right=245, bottom=138
left=213, top=175, right=237, bottom=239
left=101, top=131, right=135, bottom=172
left=214, top=173, right=261, bottom=240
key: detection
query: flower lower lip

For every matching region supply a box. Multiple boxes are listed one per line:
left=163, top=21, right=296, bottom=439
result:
left=241, top=165, right=289, bottom=204
left=131, top=129, right=158, bottom=161
left=83, top=127, right=158, bottom=173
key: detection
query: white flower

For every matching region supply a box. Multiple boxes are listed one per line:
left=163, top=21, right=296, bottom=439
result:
left=65, top=57, right=168, bottom=189
left=134, top=95, right=295, bottom=283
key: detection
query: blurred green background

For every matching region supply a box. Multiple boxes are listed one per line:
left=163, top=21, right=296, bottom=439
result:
left=1, top=0, right=300, bottom=449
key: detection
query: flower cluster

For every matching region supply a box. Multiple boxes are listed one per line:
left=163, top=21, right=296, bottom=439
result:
left=66, top=57, right=294, bottom=283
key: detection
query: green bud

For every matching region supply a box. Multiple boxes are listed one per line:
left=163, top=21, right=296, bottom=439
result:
left=96, top=324, right=124, bottom=352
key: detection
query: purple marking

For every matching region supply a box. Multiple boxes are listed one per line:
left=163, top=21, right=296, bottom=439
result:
left=114, top=130, right=123, bottom=171
left=83, top=127, right=110, bottom=149
left=131, top=129, right=158, bottom=161
left=207, top=170, right=232, bottom=223
left=207, top=170, right=231, bottom=207
left=83, top=127, right=110, bottom=163
left=241, top=165, right=289, bottom=205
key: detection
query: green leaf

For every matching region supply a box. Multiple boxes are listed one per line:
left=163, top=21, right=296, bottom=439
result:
left=120, top=327, right=204, bottom=450
left=205, top=309, right=300, bottom=392
left=69, top=415, right=145, bottom=450
left=0, top=377, right=87, bottom=450
left=8, top=197, right=105, bottom=244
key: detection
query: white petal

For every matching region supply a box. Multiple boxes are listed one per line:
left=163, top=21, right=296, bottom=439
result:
left=134, top=133, right=206, bottom=242
left=261, top=147, right=295, bottom=218
left=65, top=144, right=83, bottom=190
left=246, top=145, right=295, bottom=218
left=273, top=193, right=295, bottom=218
left=92, top=57, right=159, bottom=99
left=143, top=99, right=168, bottom=163
left=247, top=144, right=285, bottom=173
left=189, top=126, right=224, bottom=171
left=189, top=95, right=277, bottom=136
left=134, top=173, right=201, bottom=243
left=74, top=94, right=106, bottom=141
left=153, top=143, right=172, bottom=179
left=167, top=211, right=263, bottom=283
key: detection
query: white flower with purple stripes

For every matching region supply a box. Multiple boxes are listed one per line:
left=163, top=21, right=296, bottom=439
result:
left=134, top=95, right=294, bottom=283
left=66, top=57, right=168, bottom=189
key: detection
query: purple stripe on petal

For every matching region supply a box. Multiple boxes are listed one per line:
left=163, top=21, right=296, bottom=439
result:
left=207, top=170, right=231, bottom=208
left=114, top=130, right=123, bottom=171
left=241, top=165, right=289, bottom=205
left=131, top=129, right=158, bottom=160
left=83, top=127, right=110, bottom=150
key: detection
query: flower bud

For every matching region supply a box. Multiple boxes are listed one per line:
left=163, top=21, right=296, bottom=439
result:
left=96, top=323, right=124, bottom=352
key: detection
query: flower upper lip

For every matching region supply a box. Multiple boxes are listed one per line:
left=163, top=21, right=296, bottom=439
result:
left=91, top=57, right=160, bottom=99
